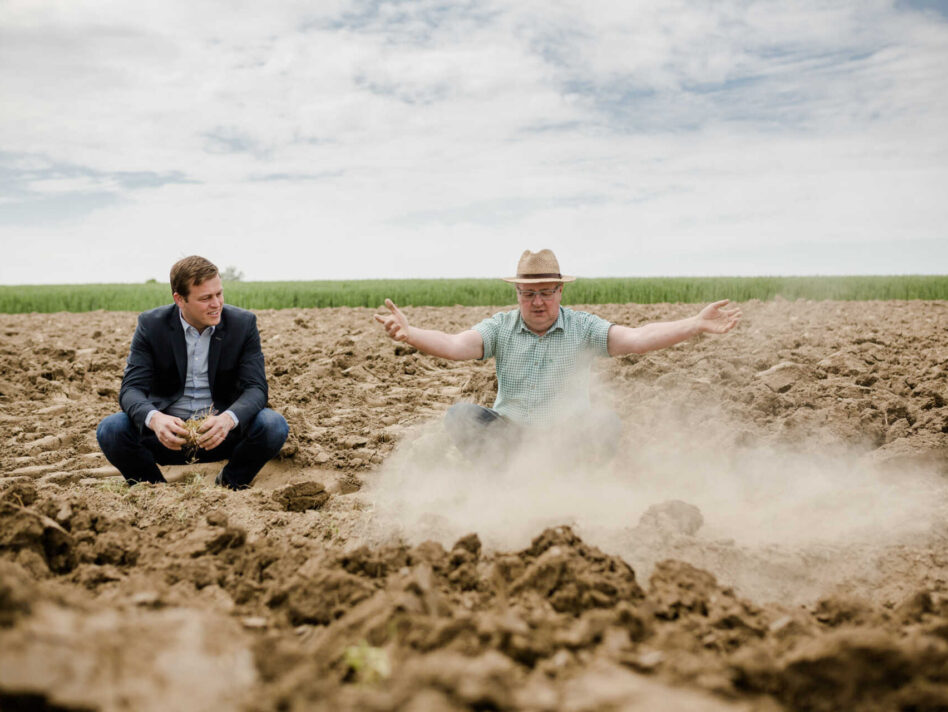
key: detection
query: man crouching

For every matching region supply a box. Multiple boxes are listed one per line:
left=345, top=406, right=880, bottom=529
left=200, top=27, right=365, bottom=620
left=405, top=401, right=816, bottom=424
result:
left=96, top=256, right=288, bottom=489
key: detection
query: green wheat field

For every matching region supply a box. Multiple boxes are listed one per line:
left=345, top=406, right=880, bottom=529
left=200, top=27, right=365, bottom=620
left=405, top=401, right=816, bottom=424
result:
left=0, top=276, right=946, bottom=314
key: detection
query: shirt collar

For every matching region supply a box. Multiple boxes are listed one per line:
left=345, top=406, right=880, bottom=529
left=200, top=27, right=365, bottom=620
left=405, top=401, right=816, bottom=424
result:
left=178, top=309, right=215, bottom=337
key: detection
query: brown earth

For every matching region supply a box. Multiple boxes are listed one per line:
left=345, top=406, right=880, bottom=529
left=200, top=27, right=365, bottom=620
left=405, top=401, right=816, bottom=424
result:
left=1, top=299, right=947, bottom=711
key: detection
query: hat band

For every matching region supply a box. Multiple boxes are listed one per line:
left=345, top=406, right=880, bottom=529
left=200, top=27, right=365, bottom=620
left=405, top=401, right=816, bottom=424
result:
left=517, top=273, right=562, bottom=279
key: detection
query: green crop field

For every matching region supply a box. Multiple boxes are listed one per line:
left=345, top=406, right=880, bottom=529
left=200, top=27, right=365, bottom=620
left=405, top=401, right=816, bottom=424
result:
left=0, top=276, right=945, bottom=314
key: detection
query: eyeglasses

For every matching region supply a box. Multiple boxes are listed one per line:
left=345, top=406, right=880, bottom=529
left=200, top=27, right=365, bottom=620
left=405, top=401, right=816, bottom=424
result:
left=516, top=287, right=560, bottom=300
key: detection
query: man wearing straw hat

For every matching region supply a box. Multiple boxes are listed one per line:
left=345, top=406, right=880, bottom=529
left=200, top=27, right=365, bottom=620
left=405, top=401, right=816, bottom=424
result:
left=375, top=249, right=740, bottom=462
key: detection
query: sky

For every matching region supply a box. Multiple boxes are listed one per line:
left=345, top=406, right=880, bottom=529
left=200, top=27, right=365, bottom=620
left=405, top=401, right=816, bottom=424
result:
left=1, top=0, right=947, bottom=284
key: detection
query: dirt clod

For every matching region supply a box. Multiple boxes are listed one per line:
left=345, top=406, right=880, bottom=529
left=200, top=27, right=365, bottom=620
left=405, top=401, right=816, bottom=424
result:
left=272, top=481, right=330, bottom=512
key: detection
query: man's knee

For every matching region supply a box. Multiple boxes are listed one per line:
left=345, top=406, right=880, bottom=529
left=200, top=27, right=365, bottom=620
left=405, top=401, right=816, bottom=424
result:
left=248, top=409, right=289, bottom=452
left=445, top=402, right=497, bottom=430
left=96, top=412, right=136, bottom=453
left=445, top=402, right=472, bottom=432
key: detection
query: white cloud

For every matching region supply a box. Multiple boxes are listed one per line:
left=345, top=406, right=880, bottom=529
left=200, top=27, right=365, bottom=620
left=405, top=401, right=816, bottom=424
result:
left=0, top=0, right=946, bottom=283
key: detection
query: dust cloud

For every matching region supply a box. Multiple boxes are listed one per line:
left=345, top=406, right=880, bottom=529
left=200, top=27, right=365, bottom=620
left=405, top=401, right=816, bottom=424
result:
left=361, top=399, right=947, bottom=604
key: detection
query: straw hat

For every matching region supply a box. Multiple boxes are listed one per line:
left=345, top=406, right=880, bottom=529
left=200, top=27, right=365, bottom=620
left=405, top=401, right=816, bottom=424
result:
left=502, top=249, right=576, bottom=284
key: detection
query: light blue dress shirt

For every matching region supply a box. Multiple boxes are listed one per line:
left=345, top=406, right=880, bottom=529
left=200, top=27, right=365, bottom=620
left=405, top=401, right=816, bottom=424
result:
left=144, top=311, right=238, bottom=429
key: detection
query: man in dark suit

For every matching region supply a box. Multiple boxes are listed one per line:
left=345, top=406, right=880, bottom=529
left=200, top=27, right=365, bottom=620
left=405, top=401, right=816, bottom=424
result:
left=97, top=256, right=288, bottom=489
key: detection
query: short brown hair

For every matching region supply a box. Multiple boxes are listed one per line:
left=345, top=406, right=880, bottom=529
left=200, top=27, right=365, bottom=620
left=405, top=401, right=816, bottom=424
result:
left=170, top=256, right=219, bottom=298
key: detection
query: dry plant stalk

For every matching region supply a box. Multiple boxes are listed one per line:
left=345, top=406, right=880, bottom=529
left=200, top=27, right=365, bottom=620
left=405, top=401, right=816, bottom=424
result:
left=182, top=408, right=215, bottom=464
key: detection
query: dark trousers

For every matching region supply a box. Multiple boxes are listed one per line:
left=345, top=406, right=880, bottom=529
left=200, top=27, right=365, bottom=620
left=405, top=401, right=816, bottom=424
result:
left=443, top=403, right=519, bottom=466
left=96, top=409, right=288, bottom=489
left=443, top=402, right=622, bottom=465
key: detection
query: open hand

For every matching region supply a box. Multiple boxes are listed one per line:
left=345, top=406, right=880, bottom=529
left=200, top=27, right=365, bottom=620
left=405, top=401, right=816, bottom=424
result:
left=197, top=413, right=236, bottom=451
left=696, top=299, right=741, bottom=334
left=374, top=299, right=410, bottom=342
left=149, top=412, right=188, bottom=450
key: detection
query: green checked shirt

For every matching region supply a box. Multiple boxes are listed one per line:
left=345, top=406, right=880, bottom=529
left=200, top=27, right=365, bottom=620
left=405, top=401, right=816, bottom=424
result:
left=472, top=307, right=613, bottom=426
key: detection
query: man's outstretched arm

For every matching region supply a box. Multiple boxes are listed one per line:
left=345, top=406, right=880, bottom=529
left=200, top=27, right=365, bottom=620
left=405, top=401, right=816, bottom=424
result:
left=607, top=299, right=741, bottom=356
left=374, top=298, right=484, bottom=361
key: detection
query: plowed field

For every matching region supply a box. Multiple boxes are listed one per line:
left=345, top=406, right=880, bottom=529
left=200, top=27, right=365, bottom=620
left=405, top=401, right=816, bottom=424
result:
left=2, top=300, right=947, bottom=711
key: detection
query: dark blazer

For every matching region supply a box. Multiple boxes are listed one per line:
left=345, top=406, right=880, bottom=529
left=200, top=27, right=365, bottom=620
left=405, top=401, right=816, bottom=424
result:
left=119, top=304, right=268, bottom=434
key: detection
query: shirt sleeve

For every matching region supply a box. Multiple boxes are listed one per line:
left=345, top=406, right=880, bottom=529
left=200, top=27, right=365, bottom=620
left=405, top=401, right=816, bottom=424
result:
left=471, top=312, right=505, bottom=360
left=583, top=312, right=613, bottom=357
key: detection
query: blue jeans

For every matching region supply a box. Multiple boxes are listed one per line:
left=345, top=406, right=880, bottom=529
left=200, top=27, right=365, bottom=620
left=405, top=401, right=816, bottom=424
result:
left=443, top=402, right=622, bottom=465
left=96, top=409, right=288, bottom=489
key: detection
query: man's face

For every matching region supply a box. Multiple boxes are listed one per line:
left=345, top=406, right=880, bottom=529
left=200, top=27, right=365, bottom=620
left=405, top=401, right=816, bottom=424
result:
left=174, top=275, right=223, bottom=332
left=516, top=281, right=562, bottom=334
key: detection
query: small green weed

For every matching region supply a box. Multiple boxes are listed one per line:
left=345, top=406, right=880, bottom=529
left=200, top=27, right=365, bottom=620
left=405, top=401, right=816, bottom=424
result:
left=343, top=641, right=391, bottom=685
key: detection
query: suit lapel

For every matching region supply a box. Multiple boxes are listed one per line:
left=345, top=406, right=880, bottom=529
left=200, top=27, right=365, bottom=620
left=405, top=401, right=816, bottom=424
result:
left=167, top=307, right=187, bottom=386
left=208, top=308, right=225, bottom=390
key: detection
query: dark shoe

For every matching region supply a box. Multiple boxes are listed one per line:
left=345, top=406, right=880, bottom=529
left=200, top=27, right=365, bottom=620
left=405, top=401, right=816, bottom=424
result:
left=214, top=470, right=225, bottom=487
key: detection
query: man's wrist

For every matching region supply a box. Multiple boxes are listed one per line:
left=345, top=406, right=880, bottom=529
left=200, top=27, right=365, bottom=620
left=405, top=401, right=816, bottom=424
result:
left=223, top=410, right=239, bottom=429
left=145, top=410, right=159, bottom=429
